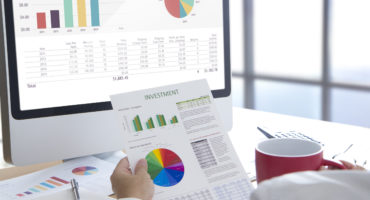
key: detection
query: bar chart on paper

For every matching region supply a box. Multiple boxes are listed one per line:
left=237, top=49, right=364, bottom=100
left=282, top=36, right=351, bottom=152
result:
left=128, top=114, right=180, bottom=133
left=15, top=176, right=69, bottom=198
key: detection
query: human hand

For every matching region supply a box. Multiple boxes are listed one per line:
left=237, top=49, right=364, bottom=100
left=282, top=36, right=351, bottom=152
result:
left=320, top=160, right=366, bottom=171
left=339, top=160, right=366, bottom=171
left=110, top=158, right=154, bottom=200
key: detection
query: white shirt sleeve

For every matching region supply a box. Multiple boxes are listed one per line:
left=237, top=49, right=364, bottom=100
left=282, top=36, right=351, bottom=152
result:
left=250, top=170, right=370, bottom=200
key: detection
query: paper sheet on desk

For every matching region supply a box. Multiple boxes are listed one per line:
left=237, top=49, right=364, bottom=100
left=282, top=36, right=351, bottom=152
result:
left=32, top=188, right=114, bottom=200
left=111, top=80, right=254, bottom=200
left=0, top=156, right=115, bottom=200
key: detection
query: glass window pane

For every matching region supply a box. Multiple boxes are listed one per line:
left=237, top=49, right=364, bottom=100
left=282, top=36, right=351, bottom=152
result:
left=230, top=0, right=244, bottom=73
left=254, top=0, right=322, bottom=79
left=331, top=89, right=370, bottom=128
left=0, top=102, right=2, bottom=141
left=232, top=78, right=244, bottom=107
left=255, top=80, right=321, bottom=119
left=331, top=0, right=370, bottom=86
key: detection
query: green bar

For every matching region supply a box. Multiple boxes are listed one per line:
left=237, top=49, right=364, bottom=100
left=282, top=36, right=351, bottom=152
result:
left=146, top=122, right=150, bottom=129
left=159, top=115, right=165, bottom=126
left=137, top=116, right=143, bottom=131
left=162, top=115, right=167, bottom=126
left=64, top=0, right=73, bottom=27
left=156, top=115, right=162, bottom=127
left=150, top=118, right=155, bottom=128
left=133, top=120, right=138, bottom=132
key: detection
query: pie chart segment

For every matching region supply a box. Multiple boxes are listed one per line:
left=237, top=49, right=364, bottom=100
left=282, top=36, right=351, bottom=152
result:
left=165, top=0, right=194, bottom=18
left=145, top=148, right=185, bottom=187
left=72, top=166, right=98, bottom=176
left=180, top=0, right=194, bottom=14
left=160, top=148, right=182, bottom=167
left=153, top=149, right=164, bottom=167
left=167, top=162, right=185, bottom=172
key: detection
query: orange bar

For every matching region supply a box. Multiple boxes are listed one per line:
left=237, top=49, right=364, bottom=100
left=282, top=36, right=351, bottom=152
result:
left=35, top=185, right=47, bottom=191
left=46, top=180, right=62, bottom=186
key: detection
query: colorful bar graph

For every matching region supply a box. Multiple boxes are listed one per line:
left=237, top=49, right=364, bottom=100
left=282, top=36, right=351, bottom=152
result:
left=46, top=179, right=62, bottom=186
left=90, top=0, right=100, bottom=26
left=35, top=185, right=47, bottom=191
left=146, top=118, right=155, bottom=129
left=15, top=177, right=68, bottom=198
left=64, top=0, right=74, bottom=27
left=29, top=188, right=40, bottom=193
left=133, top=115, right=143, bottom=132
left=50, top=10, right=60, bottom=28
left=170, top=116, right=179, bottom=124
left=36, top=13, right=46, bottom=29
left=77, top=0, right=87, bottom=27
left=41, top=182, right=55, bottom=189
left=156, top=115, right=167, bottom=127
left=51, top=176, right=69, bottom=184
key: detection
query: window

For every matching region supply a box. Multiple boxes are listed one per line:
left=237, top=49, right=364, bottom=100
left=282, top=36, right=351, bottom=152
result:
left=231, top=0, right=370, bottom=128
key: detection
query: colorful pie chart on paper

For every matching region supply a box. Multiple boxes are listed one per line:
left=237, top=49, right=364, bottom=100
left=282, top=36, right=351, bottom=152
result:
left=145, top=148, right=185, bottom=187
left=72, top=166, right=98, bottom=176
left=165, top=0, right=194, bottom=18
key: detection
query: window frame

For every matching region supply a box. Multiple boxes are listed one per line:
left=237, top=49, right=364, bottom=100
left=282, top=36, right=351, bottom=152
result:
left=233, top=0, right=370, bottom=121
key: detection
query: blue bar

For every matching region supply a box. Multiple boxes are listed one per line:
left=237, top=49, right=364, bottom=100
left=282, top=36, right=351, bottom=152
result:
left=41, top=182, right=55, bottom=189
left=90, top=0, right=100, bottom=26
left=29, top=188, right=40, bottom=193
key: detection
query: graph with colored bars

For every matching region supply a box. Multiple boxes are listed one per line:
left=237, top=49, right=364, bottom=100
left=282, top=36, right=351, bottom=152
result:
left=15, top=177, right=69, bottom=198
left=146, top=117, right=156, bottom=130
left=132, top=114, right=179, bottom=132
left=133, top=115, right=144, bottom=132
left=170, top=116, right=179, bottom=124
left=156, top=115, right=167, bottom=127
left=36, top=0, right=100, bottom=29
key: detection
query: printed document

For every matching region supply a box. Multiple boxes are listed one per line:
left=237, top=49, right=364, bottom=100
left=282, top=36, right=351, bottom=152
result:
left=0, top=156, right=115, bottom=200
left=111, top=80, right=254, bottom=200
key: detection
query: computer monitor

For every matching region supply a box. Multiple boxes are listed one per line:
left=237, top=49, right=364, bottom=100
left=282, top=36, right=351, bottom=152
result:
left=0, top=0, right=232, bottom=165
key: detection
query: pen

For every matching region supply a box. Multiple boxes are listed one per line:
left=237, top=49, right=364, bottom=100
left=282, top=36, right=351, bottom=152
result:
left=71, top=179, right=80, bottom=200
left=257, top=126, right=274, bottom=139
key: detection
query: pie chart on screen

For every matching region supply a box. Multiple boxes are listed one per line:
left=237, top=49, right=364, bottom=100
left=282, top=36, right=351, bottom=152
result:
left=165, top=0, right=194, bottom=18
left=72, top=166, right=98, bottom=176
left=146, top=148, right=185, bottom=187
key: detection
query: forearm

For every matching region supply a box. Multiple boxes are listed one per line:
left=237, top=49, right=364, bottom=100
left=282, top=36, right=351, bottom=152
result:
left=118, top=198, right=141, bottom=200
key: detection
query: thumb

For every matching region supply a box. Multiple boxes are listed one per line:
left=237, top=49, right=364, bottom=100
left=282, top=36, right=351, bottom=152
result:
left=340, top=160, right=355, bottom=169
left=135, top=159, right=148, bottom=176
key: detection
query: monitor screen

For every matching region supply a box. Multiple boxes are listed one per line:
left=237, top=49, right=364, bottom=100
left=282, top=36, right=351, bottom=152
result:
left=6, top=0, right=230, bottom=119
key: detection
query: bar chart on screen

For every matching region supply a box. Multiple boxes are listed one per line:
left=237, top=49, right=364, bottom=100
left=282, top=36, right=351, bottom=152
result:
left=14, top=0, right=120, bottom=34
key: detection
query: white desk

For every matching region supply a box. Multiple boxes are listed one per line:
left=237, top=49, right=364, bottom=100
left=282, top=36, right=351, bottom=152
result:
left=1, top=107, right=370, bottom=181
left=229, top=107, right=370, bottom=180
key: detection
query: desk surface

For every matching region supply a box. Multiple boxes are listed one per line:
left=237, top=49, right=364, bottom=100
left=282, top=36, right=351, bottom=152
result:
left=229, top=107, right=370, bottom=174
left=1, top=107, right=370, bottom=181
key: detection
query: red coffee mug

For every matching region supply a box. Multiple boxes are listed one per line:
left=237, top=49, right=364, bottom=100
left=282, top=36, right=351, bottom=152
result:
left=256, top=139, right=346, bottom=183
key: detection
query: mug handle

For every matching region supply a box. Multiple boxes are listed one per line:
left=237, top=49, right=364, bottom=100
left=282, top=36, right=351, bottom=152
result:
left=321, top=159, right=347, bottom=169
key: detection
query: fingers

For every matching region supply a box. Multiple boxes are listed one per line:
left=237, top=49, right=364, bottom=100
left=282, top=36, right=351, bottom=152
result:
left=340, top=160, right=355, bottom=169
left=114, top=158, right=132, bottom=174
left=340, top=160, right=366, bottom=171
left=135, top=159, right=148, bottom=176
